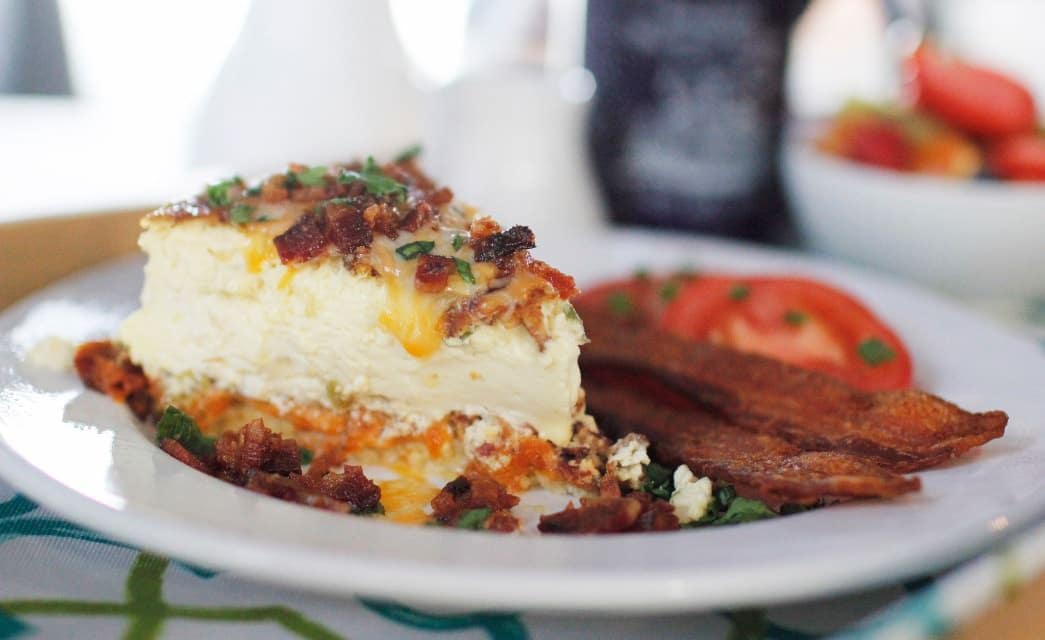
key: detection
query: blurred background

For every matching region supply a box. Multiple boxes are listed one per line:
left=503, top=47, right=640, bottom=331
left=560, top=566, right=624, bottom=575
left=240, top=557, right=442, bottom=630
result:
left=2, top=0, right=1044, bottom=303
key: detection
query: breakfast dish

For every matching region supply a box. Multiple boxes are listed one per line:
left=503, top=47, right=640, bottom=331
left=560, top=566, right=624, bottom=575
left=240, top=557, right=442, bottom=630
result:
left=1, top=230, right=1041, bottom=609
left=68, top=155, right=1010, bottom=534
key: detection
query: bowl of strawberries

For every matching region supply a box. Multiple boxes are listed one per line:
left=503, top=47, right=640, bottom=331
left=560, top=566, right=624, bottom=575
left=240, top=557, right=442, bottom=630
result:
left=783, top=42, right=1045, bottom=299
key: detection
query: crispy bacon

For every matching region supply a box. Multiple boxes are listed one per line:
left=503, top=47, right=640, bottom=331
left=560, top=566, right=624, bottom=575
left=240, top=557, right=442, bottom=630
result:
left=213, top=418, right=302, bottom=484
left=538, top=497, right=642, bottom=534
left=472, top=225, right=536, bottom=262
left=524, top=257, right=578, bottom=299
left=414, top=254, right=455, bottom=293
left=244, top=473, right=352, bottom=513
left=585, top=369, right=921, bottom=504
left=324, top=201, right=372, bottom=253
left=273, top=211, right=329, bottom=263
left=74, top=341, right=153, bottom=420
left=160, top=439, right=211, bottom=474
left=300, top=464, right=382, bottom=513
left=431, top=474, right=520, bottom=530
left=580, top=320, right=1007, bottom=473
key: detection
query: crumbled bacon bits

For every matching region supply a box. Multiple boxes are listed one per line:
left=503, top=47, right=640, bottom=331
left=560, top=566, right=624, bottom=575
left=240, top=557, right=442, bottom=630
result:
left=73, top=341, right=154, bottom=420
left=430, top=473, right=520, bottom=532
left=414, top=254, right=455, bottom=293
left=159, top=417, right=383, bottom=515
left=538, top=493, right=680, bottom=534
left=471, top=225, right=536, bottom=263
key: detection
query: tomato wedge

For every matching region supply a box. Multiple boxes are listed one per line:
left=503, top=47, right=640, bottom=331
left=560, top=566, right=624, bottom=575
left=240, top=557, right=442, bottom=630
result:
left=987, top=133, right=1045, bottom=181
left=658, top=275, right=913, bottom=391
left=908, top=43, right=1037, bottom=138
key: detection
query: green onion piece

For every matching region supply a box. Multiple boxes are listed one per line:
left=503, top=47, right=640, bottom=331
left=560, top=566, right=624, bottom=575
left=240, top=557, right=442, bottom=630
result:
left=205, top=177, right=242, bottom=207
left=395, top=240, right=435, bottom=260
left=395, top=144, right=423, bottom=163
left=607, top=291, right=634, bottom=317
left=295, top=165, right=328, bottom=186
left=156, top=405, right=215, bottom=458
left=456, top=507, right=492, bottom=530
left=659, top=280, right=680, bottom=302
left=299, top=447, right=314, bottom=466
left=857, top=337, right=896, bottom=366
left=563, top=303, right=580, bottom=321
left=714, top=497, right=777, bottom=525
left=245, top=185, right=262, bottom=197
left=229, top=203, right=255, bottom=224
left=729, top=283, right=750, bottom=301
left=339, top=156, right=408, bottom=200
left=784, top=310, right=807, bottom=326
left=454, top=258, right=476, bottom=284
left=451, top=234, right=465, bottom=251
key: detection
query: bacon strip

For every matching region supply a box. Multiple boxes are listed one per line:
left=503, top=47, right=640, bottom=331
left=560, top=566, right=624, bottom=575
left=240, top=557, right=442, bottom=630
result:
left=580, top=321, right=1007, bottom=473
left=584, top=369, right=920, bottom=504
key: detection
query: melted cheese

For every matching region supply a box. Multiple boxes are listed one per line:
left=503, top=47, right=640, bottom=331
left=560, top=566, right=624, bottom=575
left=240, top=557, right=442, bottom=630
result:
left=378, top=276, right=445, bottom=358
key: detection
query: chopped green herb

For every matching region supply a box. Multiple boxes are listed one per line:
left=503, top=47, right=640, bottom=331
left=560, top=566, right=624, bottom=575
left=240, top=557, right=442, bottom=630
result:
left=857, top=337, right=896, bottom=366
left=395, top=240, right=435, bottom=260
left=155, top=405, right=215, bottom=458
left=659, top=280, right=681, bottom=302
left=229, top=203, right=256, bottom=224
left=294, top=165, right=328, bottom=186
left=299, top=447, right=314, bottom=466
left=454, top=258, right=476, bottom=284
left=715, top=485, right=737, bottom=506
left=283, top=171, right=300, bottom=190
left=563, top=303, right=580, bottom=321
left=245, top=185, right=262, bottom=197
left=356, top=502, right=385, bottom=516
left=607, top=291, right=634, bottom=317
left=451, top=234, right=465, bottom=251
left=641, top=462, right=674, bottom=500
left=339, top=156, right=408, bottom=200
left=255, top=215, right=271, bottom=222
left=634, top=268, right=651, bottom=281
left=784, top=310, right=808, bottom=327
left=456, top=507, right=492, bottom=530
left=714, top=497, right=777, bottom=525
left=395, top=144, right=423, bottom=163
left=324, top=196, right=359, bottom=207
left=729, top=283, right=750, bottom=301
left=205, top=177, right=242, bottom=207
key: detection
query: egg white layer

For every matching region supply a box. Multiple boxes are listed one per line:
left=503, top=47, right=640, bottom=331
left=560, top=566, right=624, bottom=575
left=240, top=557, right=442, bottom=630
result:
left=119, top=219, right=587, bottom=445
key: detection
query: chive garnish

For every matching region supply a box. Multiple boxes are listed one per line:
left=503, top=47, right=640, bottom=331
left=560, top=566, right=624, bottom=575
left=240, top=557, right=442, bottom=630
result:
left=608, top=292, right=634, bottom=317
left=339, top=156, right=408, bottom=200
left=456, top=507, right=492, bottom=530
left=784, top=310, right=807, bottom=326
left=229, top=203, right=255, bottom=225
left=857, top=337, right=896, bottom=366
left=729, top=283, right=750, bottom=301
left=454, top=258, right=476, bottom=284
left=396, top=240, right=435, bottom=260
left=452, top=234, right=465, bottom=251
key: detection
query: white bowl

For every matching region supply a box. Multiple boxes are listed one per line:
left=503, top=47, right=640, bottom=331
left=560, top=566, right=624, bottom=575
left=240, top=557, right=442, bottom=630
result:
left=782, top=134, right=1045, bottom=299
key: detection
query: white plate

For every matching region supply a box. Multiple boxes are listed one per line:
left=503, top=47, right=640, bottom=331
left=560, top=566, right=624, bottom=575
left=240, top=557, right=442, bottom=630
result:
left=1, top=230, right=1043, bottom=613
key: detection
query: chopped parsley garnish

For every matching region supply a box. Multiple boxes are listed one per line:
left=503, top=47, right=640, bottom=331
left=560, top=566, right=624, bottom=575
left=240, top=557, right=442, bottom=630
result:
left=634, top=268, right=651, bottom=281
left=295, top=165, right=328, bottom=186
left=356, top=502, right=386, bottom=516
left=784, top=310, right=807, bottom=327
left=339, top=156, right=408, bottom=200
left=229, top=203, right=256, bottom=224
left=245, top=184, right=262, bottom=197
left=299, top=447, right=314, bottom=466
left=857, top=337, right=896, bottom=366
left=641, top=462, right=674, bottom=500
left=451, top=234, right=466, bottom=251
left=395, top=240, right=435, bottom=260
left=395, top=143, right=423, bottom=163
left=454, top=258, right=476, bottom=284
left=155, top=405, right=215, bottom=458
left=563, top=303, right=580, bottom=321
left=456, top=507, right=492, bottom=530
left=659, top=280, right=681, bottom=302
left=607, top=291, right=634, bottom=317
left=729, top=283, right=750, bottom=301
left=714, top=497, right=777, bottom=525
left=690, top=484, right=778, bottom=527
left=205, top=177, right=243, bottom=207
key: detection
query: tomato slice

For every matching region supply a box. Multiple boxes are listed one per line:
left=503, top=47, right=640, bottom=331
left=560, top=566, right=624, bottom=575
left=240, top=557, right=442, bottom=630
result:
left=659, top=276, right=913, bottom=391
left=908, top=43, right=1038, bottom=138
left=987, top=133, right=1045, bottom=181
